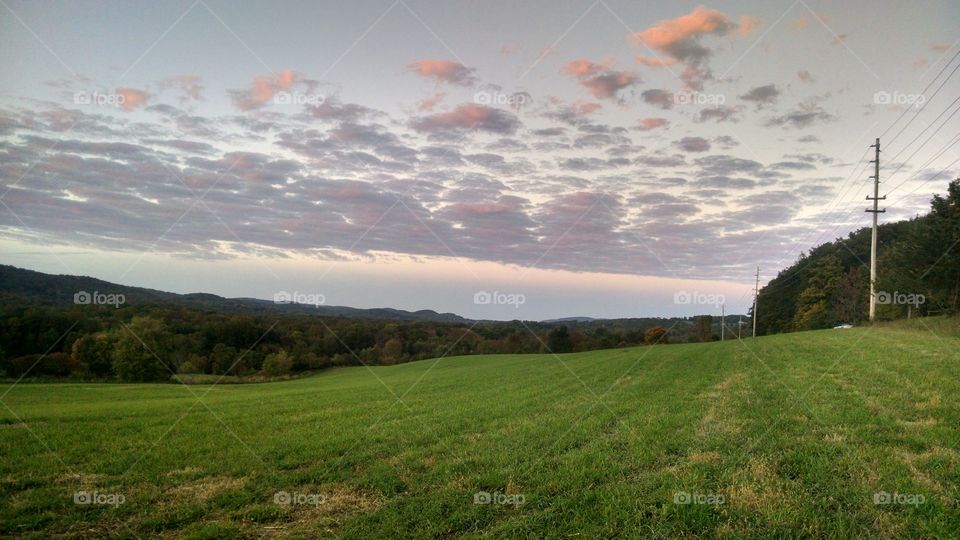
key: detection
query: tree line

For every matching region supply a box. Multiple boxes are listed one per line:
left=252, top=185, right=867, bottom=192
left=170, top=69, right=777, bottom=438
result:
left=0, top=300, right=704, bottom=381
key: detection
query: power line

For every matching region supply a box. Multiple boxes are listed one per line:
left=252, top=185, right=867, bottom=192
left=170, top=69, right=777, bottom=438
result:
left=879, top=47, right=960, bottom=143
left=887, top=155, right=960, bottom=207
left=885, top=133, right=960, bottom=201
left=884, top=94, right=960, bottom=167
left=882, top=104, right=960, bottom=194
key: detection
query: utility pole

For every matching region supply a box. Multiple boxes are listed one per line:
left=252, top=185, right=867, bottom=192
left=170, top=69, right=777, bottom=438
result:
left=720, top=304, right=725, bottom=341
left=866, top=138, right=886, bottom=322
left=752, top=266, right=759, bottom=338
left=738, top=315, right=742, bottom=339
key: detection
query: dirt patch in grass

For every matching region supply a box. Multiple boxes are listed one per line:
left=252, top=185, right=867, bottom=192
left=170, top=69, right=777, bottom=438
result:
left=698, top=372, right=745, bottom=437
left=896, top=417, right=939, bottom=429
left=687, top=450, right=720, bottom=464
left=725, top=457, right=787, bottom=511
left=259, top=483, right=384, bottom=537
left=168, top=476, right=247, bottom=504
left=898, top=447, right=959, bottom=494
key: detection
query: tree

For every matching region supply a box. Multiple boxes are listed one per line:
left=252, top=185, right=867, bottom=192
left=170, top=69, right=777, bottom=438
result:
left=262, top=350, right=294, bottom=376
left=111, top=316, right=171, bottom=382
left=71, top=333, right=114, bottom=377
left=793, top=254, right=843, bottom=330
left=546, top=325, right=573, bottom=353
left=381, top=337, right=403, bottom=364
left=644, top=326, right=668, bottom=344
left=694, top=315, right=713, bottom=342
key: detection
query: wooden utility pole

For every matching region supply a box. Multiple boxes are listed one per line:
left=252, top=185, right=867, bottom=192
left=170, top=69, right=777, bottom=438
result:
left=866, top=138, right=886, bottom=322
left=720, top=304, right=725, bottom=341
left=752, top=267, right=759, bottom=338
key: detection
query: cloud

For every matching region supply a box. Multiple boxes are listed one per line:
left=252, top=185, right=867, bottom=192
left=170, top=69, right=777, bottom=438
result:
left=562, top=60, right=639, bottom=100
left=634, top=55, right=678, bottom=68
left=739, top=84, right=779, bottom=107
left=636, top=117, right=669, bottom=131
left=641, top=89, right=674, bottom=109
left=411, top=103, right=521, bottom=134
left=791, top=14, right=830, bottom=31
left=542, top=100, right=602, bottom=125
left=116, top=88, right=149, bottom=111
left=713, top=135, right=738, bottom=149
left=307, top=97, right=377, bottom=123
left=417, top=92, right=446, bottom=111
left=159, top=75, right=203, bottom=101
left=738, top=16, right=763, bottom=36
left=630, top=6, right=760, bottom=90
left=230, top=69, right=299, bottom=110
left=675, top=136, right=710, bottom=152
left=766, top=107, right=836, bottom=129
left=696, top=105, right=741, bottom=123
left=408, top=60, right=478, bottom=86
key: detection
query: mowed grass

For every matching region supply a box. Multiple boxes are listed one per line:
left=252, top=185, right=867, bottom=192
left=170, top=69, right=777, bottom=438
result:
left=2, top=320, right=959, bottom=539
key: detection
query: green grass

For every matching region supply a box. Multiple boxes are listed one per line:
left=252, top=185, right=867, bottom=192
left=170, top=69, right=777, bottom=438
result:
left=2, top=319, right=959, bottom=538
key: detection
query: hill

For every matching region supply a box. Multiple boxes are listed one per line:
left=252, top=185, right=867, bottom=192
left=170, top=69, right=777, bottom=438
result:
left=757, top=179, right=960, bottom=334
left=2, top=319, right=958, bottom=538
left=0, top=264, right=469, bottom=323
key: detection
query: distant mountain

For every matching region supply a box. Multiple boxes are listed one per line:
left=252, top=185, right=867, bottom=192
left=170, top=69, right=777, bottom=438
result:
left=541, top=316, right=601, bottom=323
left=0, top=265, right=470, bottom=323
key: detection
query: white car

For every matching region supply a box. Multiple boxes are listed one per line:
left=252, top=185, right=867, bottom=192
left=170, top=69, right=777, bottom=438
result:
left=833, top=323, right=853, bottom=329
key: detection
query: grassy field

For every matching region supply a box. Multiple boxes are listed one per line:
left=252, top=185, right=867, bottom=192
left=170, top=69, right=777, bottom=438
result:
left=2, top=320, right=959, bottom=538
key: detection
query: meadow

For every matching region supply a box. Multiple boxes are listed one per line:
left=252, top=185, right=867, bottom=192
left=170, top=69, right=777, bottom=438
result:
left=2, top=319, right=959, bottom=538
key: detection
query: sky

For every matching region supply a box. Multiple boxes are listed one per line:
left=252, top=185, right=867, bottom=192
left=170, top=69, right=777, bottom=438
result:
left=1, top=0, right=958, bottom=321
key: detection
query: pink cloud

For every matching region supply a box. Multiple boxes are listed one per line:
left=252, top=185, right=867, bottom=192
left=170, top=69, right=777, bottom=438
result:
left=630, top=6, right=760, bottom=90
left=230, top=69, right=299, bottom=111
left=738, top=15, right=763, bottom=36
left=637, top=117, right=669, bottom=131
left=635, top=55, right=678, bottom=68
left=116, top=87, right=148, bottom=111
left=561, top=60, right=638, bottom=100
left=408, top=60, right=477, bottom=86
left=412, top=103, right=520, bottom=133
left=417, top=92, right=446, bottom=112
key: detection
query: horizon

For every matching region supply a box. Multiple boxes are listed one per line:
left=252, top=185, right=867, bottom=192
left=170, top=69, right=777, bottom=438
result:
left=2, top=0, right=958, bottom=320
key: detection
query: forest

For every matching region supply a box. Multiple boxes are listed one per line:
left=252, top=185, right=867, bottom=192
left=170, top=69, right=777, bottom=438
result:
left=0, top=295, right=725, bottom=381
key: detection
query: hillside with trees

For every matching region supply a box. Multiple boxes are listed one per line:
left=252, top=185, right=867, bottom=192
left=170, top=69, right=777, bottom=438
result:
left=0, top=267, right=741, bottom=382
left=757, top=179, right=960, bottom=334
